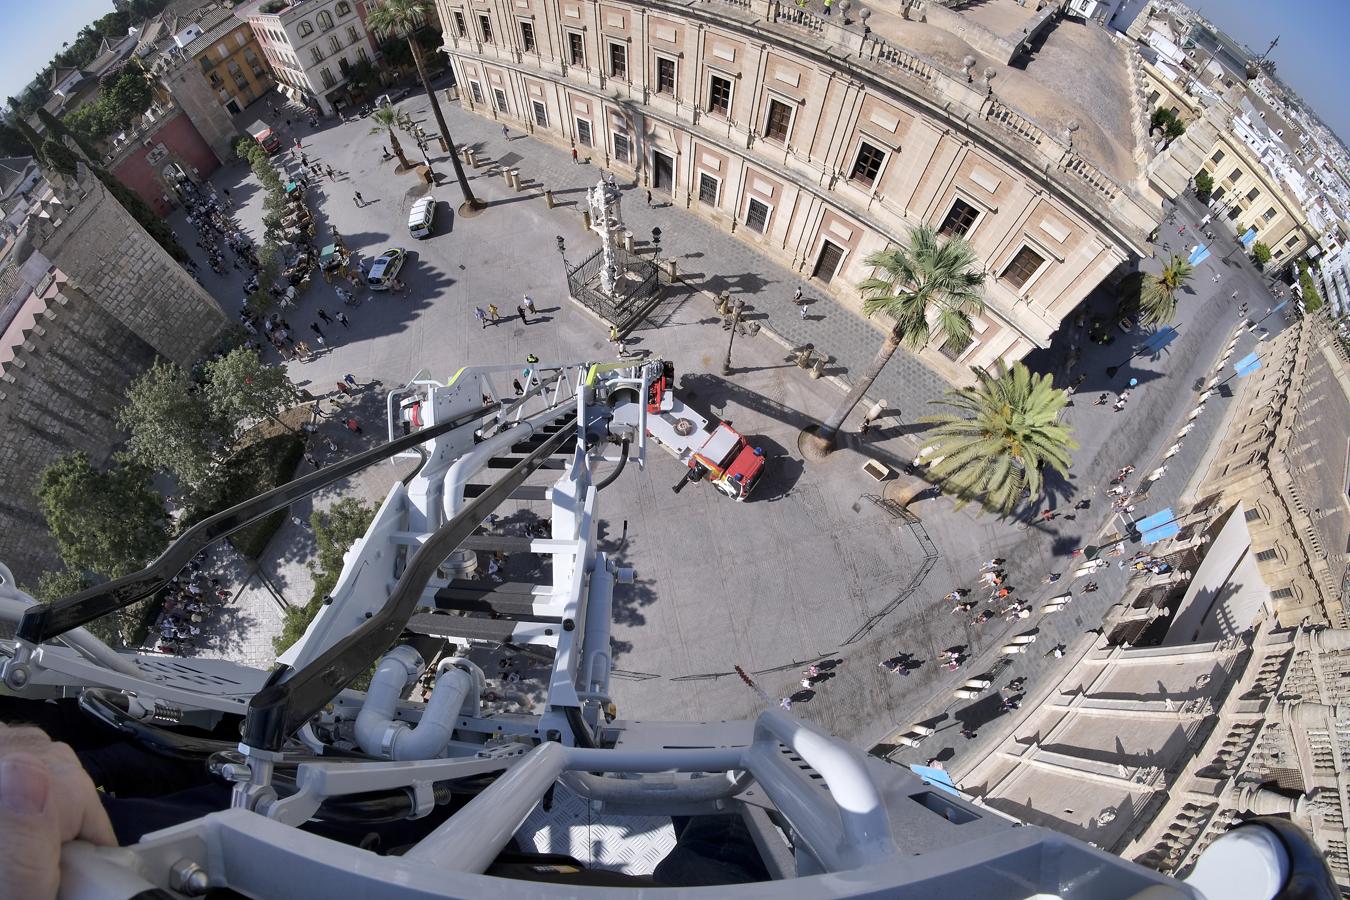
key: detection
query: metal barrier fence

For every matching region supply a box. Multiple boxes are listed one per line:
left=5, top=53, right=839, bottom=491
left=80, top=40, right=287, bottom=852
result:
left=565, top=245, right=666, bottom=332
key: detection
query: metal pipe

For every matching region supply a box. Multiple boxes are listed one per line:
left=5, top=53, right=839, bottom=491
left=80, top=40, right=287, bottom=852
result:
left=406, top=741, right=568, bottom=872
left=440, top=405, right=572, bottom=523
left=354, top=646, right=474, bottom=761
left=0, top=595, right=141, bottom=678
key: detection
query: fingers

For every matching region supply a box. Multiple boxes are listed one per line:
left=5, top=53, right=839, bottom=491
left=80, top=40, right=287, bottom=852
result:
left=0, top=752, right=61, bottom=900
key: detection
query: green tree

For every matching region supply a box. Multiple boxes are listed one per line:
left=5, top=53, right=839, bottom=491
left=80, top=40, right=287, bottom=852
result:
left=1251, top=241, right=1272, bottom=268
left=368, top=105, right=413, bottom=169
left=204, top=348, right=296, bottom=437
left=1298, top=260, right=1323, bottom=312
left=1139, top=254, right=1193, bottom=325
left=119, top=359, right=227, bottom=490
left=808, top=225, right=985, bottom=454
left=365, top=0, right=481, bottom=209
left=1151, top=107, right=1185, bottom=141
left=37, top=452, right=168, bottom=579
left=274, top=498, right=375, bottom=656
left=100, top=67, right=153, bottom=131
left=0, top=121, right=35, bottom=157
left=920, top=362, right=1077, bottom=515
left=1193, top=169, right=1214, bottom=200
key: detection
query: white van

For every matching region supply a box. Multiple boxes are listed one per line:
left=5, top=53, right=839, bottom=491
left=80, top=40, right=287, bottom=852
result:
left=408, top=196, right=436, bottom=239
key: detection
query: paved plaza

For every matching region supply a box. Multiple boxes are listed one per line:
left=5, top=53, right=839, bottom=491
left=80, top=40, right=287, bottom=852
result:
left=174, top=91, right=1289, bottom=756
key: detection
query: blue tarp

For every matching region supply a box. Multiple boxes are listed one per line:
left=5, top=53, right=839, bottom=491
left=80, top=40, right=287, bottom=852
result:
left=1140, top=326, right=1179, bottom=353
left=1240, top=227, right=1257, bottom=248
left=1188, top=244, right=1211, bottom=266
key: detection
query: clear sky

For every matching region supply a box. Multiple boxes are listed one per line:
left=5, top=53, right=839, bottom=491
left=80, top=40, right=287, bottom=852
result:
left=0, top=0, right=120, bottom=104
left=1193, top=0, right=1350, bottom=146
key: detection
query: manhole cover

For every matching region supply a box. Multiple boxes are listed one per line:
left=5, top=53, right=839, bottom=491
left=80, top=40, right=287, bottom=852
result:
left=673, top=418, right=696, bottom=436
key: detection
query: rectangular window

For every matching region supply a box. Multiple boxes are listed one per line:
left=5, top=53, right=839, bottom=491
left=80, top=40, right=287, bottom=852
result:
left=453, top=11, right=467, bottom=36
left=745, top=197, right=770, bottom=233
left=1246, top=187, right=1260, bottom=201
left=356, top=45, right=369, bottom=63
left=493, top=88, right=508, bottom=112
left=1228, top=167, right=1242, bottom=182
left=1001, top=246, right=1046, bottom=290
left=338, top=57, right=350, bottom=76
left=469, top=80, right=484, bottom=104
left=320, top=67, right=335, bottom=88
left=1211, top=148, right=1225, bottom=164
left=567, top=31, right=584, bottom=66
left=347, top=25, right=359, bottom=44
left=1285, top=235, right=1299, bottom=248
left=708, top=74, right=732, bottom=117
left=520, top=21, right=536, bottom=52
left=613, top=131, right=630, bottom=163
left=939, top=198, right=980, bottom=239
left=939, top=334, right=973, bottom=361
left=850, top=140, right=886, bottom=188
left=1244, top=507, right=1262, bottom=522
left=479, top=14, right=493, bottom=42
left=575, top=117, right=592, bottom=147
left=311, top=46, right=324, bottom=64
left=609, top=42, right=627, bottom=80
left=217, top=43, right=230, bottom=60
left=698, top=172, right=719, bottom=205
left=765, top=98, right=793, bottom=143
left=1255, top=547, right=1279, bottom=562
left=1263, top=207, right=1277, bottom=221
left=532, top=99, right=547, bottom=127
left=1270, top=587, right=1295, bottom=600
left=329, top=35, right=341, bottom=54
left=656, top=56, right=676, bottom=95
left=236, top=31, right=247, bottom=48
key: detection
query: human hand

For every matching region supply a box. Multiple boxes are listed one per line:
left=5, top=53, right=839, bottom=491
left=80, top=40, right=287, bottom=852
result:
left=0, top=723, right=116, bottom=900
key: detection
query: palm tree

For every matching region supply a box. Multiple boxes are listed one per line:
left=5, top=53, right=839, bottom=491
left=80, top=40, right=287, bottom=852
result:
left=807, top=225, right=986, bottom=455
left=369, top=105, right=412, bottom=169
left=920, top=362, right=1077, bottom=515
left=1139, top=254, right=1193, bottom=325
left=366, top=0, right=482, bottom=210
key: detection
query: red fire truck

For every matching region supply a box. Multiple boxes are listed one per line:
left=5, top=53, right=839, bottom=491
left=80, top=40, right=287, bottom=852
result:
left=641, top=362, right=766, bottom=501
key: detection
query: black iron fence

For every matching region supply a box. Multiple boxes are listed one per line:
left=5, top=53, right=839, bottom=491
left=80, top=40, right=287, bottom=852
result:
left=566, top=244, right=666, bottom=333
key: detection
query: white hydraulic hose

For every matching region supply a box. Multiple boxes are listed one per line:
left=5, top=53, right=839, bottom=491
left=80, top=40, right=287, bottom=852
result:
left=440, top=404, right=572, bottom=523
left=354, top=646, right=477, bottom=761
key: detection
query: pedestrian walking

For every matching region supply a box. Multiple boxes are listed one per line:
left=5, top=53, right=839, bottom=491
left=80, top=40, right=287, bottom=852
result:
left=1039, top=509, right=1055, bottom=522
left=517, top=304, right=529, bottom=324
left=571, top=146, right=579, bottom=164
left=512, top=378, right=524, bottom=396
left=646, top=189, right=652, bottom=207
left=317, top=309, right=333, bottom=325
left=325, top=164, right=335, bottom=179
left=335, top=311, right=350, bottom=328
left=346, top=417, right=362, bottom=434
left=344, top=374, right=357, bottom=389
left=502, top=124, right=510, bottom=140
left=793, top=286, right=803, bottom=305
left=309, top=322, right=325, bottom=339
left=353, top=191, right=364, bottom=206
left=823, top=0, right=833, bottom=13
left=522, top=294, right=536, bottom=315
left=608, top=325, right=619, bottom=344
left=474, top=306, right=488, bottom=329
left=487, top=303, right=500, bottom=323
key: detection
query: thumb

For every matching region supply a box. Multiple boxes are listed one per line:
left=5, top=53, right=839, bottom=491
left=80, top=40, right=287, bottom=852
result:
left=0, top=754, right=61, bottom=900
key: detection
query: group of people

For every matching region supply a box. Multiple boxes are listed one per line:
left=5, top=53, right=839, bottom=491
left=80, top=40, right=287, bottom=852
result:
left=182, top=189, right=257, bottom=277
left=151, top=553, right=224, bottom=655
left=238, top=310, right=319, bottom=362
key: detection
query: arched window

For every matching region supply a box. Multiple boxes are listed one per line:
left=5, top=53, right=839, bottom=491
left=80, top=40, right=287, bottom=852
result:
left=335, top=1, right=352, bottom=15
left=318, top=10, right=334, bottom=30
left=297, top=20, right=313, bottom=37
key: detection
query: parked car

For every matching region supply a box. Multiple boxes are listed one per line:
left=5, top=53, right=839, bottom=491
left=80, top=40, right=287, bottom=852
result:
left=408, top=196, right=436, bottom=239
left=366, top=248, right=407, bottom=291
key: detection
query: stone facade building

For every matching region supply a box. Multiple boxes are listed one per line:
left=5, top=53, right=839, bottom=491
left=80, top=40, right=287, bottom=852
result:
left=0, top=163, right=227, bottom=582
left=155, top=5, right=278, bottom=163
left=435, top=0, right=1162, bottom=382
left=240, top=0, right=378, bottom=116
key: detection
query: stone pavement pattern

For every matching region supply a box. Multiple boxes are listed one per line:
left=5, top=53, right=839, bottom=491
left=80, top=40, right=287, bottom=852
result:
left=171, top=93, right=1287, bottom=758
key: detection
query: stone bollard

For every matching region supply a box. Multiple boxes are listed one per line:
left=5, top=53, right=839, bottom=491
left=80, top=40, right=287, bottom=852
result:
left=810, top=359, right=825, bottom=379
left=746, top=321, right=761, bottom=337
left=582, top=210, right=592, bottom=229
left=503, top=166, right=515, bottom=186
left=463, top=147, right=477, bottom=167
left=544, top=189, right=555, bottom=208
left=512, top=168, right=524, bottom=192
left=716, top=292, right=731, bottom=314
left=796, top=347, right=815, bottom=368
left=664, top=258, right=678, bottom=279
left=624, top=230, right=635, bottom=251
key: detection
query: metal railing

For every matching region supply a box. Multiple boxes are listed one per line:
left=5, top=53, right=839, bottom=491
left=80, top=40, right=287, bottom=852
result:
left=566, top=246, right=666, bottom=332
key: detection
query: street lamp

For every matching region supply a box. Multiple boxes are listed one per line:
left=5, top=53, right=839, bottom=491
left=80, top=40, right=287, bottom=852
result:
left=651, top=226, right=662, bottom=258
left=723, top=298, right=746, bottom=376
left=556, top=234, right=568, bottom=270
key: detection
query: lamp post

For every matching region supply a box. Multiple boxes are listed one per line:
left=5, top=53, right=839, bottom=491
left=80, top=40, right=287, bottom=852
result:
left=556, top=234, right=568, bottom=272
left=651, top=226, right=662, bottom=259
left=723, top=298, right=745, bottom=376
left=963, top=55, right=977, bottom=83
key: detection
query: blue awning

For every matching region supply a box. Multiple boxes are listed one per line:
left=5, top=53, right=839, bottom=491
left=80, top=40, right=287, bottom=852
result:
left=910, top=764, right=962, bottom=797
left=1134, top=509, right=1175, bottom=533
left=1141, top=521, right=1181, bottom=544
left=1187, top=244, right=1211, bottom=266
left=1140, top=326, right=1179, bottom=353
left=1240, top=227, right=1257, bottom=248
